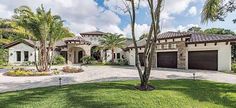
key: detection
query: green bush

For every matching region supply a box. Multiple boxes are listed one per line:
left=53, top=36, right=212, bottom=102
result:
left=0, top=48, right=8, bottom=65
left=53, top=55, right=66, bottom=65
left=81, top=56, right=95, bottom=64
left=231, top=64, right=236, bottom=73
left=5, top=69, right=50, bottom=76
left=53, top=70, right=61, bottom=75
left=117, top=59, right=129, bottom=65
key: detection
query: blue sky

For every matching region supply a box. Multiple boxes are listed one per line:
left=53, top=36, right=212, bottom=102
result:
left=0, top=0, right=235, bottom=38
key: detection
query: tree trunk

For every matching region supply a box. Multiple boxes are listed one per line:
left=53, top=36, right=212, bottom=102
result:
left=111, top=48, right=115, bottom=63
left=49, top=46, right=55, bottom=71
left=129, top=0, right=144, bottom=86
left=33, top=41, right=40, bottom=72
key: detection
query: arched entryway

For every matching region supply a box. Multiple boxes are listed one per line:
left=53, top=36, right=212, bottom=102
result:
left=73, top=47, right=85, bottom=64
left=91, top=46, right=101, bottom=61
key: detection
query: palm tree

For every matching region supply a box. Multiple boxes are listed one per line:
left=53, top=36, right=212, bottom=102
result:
left=13, top=5, right=72, bottom=72
left=99, top=33, right=126, bottom=63
left=201, top=0, right=235, bottom=23
left=48, top=19, right=74, bottom=70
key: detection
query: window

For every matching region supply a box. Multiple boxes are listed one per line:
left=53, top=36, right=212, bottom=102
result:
left=157, top=45, right=162, bottom=49
left=163, top=44, right=168, bottom=49
left=171, top=44, right=177, bottom=49
left=24, top=51, right=29, bottom=61
left=117, top=53, right=121, bottom=59
left=16, top=51, right=21, bottom=61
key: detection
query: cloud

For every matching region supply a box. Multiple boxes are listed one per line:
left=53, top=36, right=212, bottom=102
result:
left=188, top=6, right=197, bottom=16
left=0, top=0, right=123, bottom=35
left=123, top=23, right=150, bottom=38
left=104, top=0, right=148, bottom=15
left=161, top=24, right=199, bottom=32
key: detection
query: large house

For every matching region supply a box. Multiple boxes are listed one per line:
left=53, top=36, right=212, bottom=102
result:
left=4, top=31, right=236, bottom=71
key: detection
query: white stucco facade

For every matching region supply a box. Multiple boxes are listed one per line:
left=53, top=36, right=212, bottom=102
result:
left=187, top=42, right=231, bottom=71
left=8, top=43, right=38, bottom=65
left=127, top=40, right=233, bottom=71
left=5, top=31, right=235, bottom=71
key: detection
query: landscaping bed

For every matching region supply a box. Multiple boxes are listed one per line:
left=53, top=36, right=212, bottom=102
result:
left=4, top=66, right=84, bottom=77
left=0, top=80, right=235, bottom=108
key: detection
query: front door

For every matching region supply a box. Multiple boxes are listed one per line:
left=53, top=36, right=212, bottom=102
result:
left=78, top=51, right=83, bottom=63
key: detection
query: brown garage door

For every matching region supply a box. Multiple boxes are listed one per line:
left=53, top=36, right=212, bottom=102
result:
left=157, top=52, right=177, bottom=68
left=188, top=51, right=218, bottom=71
left=139, top=53, right=144, bottom=66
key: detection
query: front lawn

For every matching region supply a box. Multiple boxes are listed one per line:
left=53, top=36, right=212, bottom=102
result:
left=0, top=80, right=236, bottom=108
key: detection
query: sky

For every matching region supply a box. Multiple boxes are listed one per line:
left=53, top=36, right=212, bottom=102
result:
left=0, top=0, right=235, bottom=38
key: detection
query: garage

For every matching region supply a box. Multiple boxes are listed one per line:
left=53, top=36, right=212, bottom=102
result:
left=157, top=52, right=177, bottom=68
left=188, top=50, right=218, bottom=71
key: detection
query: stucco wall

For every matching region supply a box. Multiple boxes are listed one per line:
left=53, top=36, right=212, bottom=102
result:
left=8, top=43, right=38, bottom=65
left=187, top=42, right=231, bottom=71
left=127, top=42, right=232, bottom=71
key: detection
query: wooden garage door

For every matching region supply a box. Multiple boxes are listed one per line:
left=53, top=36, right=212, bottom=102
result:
left=188, top=51, right=218, bottom=71
left=157, top=52, right=177, bottom=68
left=139, top=53, right=144, bottom=66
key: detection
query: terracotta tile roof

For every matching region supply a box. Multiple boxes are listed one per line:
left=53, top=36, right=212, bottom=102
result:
left=80, top=31, right=105, bottom=36
left=125, top=32, right=236, bottom=49
left=188, top=33, right=236, bottom=43
left=157, top=32, right=191, bottom=39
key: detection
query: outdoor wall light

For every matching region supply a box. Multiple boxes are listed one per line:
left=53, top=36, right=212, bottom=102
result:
left=30, top=53, right=33, bottom=56
left=10, top=53, right=13, bottom=56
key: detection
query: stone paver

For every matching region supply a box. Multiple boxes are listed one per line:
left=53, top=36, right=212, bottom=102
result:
left=0, top=65, right=236, bottom=93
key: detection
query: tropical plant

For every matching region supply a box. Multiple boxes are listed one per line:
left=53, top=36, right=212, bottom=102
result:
left=13, top=5, right=74, bottom=72
left=48, top=18, right=74, bottom=69
left=201, top=0, right=236, bottom=23
left=81, top=56, right=96, bottom=64
left=0, top=19, right=30, bottom=44
left=0, top=47, right=8, bottom=65
left=52, top=55, right=66, bottom=65
left=99, top=33, right=126, bottom=63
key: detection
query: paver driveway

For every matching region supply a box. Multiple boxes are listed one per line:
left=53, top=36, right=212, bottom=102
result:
left=0, top=65, right=236, bottom=93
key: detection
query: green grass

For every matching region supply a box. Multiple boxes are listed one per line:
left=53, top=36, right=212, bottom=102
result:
left=0, top=80, right=236, bottom=108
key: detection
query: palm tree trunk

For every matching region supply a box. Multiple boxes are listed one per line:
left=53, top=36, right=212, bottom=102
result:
left=34, top=41, right=40, bottom=72
left=111, top=48, right=115, bottom=63
left=49, top=46, right=55, bottom=71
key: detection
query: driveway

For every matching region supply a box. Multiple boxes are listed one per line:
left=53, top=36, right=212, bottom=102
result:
left=0, top=65, right=236, bottom=93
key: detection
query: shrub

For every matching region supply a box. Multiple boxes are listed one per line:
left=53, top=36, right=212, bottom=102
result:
left=81, top=56, right=95, bottom=64
left=53, top=70, right=61, bottom=75
left=62, top=66, right=84, bottom=73
left=232, top=64, right=236, bottom=73
left=53, top=55, right=66, bottom=65
left=21, top=61, right=33, bottom=66
left=117, top=59, right=129, bottom=65
left=5, top=69, right=50, bottom=76
left=0, top=48, right=8, bottom=65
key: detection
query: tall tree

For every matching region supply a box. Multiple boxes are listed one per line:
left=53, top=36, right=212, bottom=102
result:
left=13, top=5, right=72, bottom=72
left=0, top=19, right=29, bottom=42
left=99, top=33, right=126, bottom=63
left=201, top=0, right=236, bottom=23
left=48, top=19, right=74, bottom=70
left=121, top=0, right=163, bottom=90
left=204, top=28, right=235, bottom=35
left=187, top=27, right=203, bottom=33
